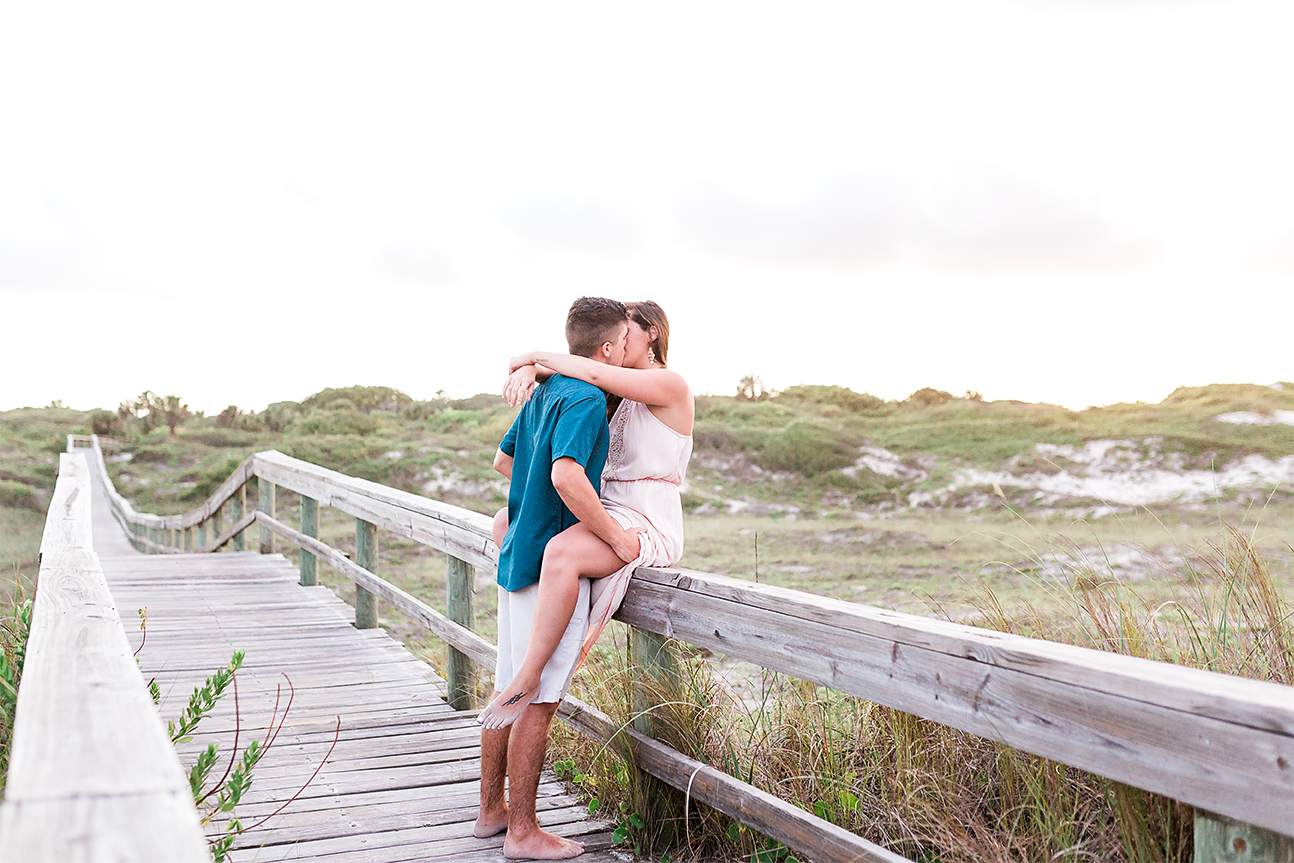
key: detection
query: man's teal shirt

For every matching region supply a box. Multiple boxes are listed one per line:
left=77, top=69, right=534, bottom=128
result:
left=496, top=373, right=609, bottom=592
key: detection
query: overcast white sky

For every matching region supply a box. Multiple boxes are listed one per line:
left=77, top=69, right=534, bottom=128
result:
left=2, top=1, right=1291, bottom=414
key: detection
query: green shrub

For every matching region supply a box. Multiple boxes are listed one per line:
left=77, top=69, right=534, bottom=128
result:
left=288, top=409, right=380, bottom=437
left=182, top=457, right=246, bottom=502
left=279, top=436, right=386, bottom=474
left=131, top=446, right=174, bottom=465
left=905, top=387, right=957, bottom=407
left=88, top=409, right=122, bottom=436
left=184, top=429, right=258, bottom=448
left=761, top=420, right=859, bottom=476
left=0, top=482, right=41, bottom=513
left=302, top=386, right=412, bottom=414
left=780, top=385, right=887, bottom=414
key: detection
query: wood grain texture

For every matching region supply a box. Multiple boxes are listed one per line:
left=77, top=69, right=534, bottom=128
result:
left=556, top=694, right=908, bottom=863
left=1195, top=811, right=1294, bottom=861
left=251, top=450, right=497, bottom=570
left=300, top=496, right=318, bottom=586
left=445, top=555, right=475, bottom=710
left=615, top=566, right=1294, bottom=836
left=255, top=513, right=496, bottom=667
left=89, top=521, right=615, bottom=860
left=0, top=453, right=208, bottom=863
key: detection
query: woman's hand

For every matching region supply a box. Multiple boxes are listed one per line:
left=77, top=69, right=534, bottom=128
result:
left=611, top=525, right=647, bottom=563
left=503, top=365, right=540, bottom=406
left=508, top=351, right=539, bottom=374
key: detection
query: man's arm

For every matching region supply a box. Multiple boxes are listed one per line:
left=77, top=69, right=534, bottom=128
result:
left=551, top=457, right=641, bottom=562
left=493, top=448, right=514, bottom=481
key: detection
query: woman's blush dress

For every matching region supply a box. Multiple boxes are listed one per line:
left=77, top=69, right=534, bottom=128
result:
left=580, top=398, right=693, bottom=663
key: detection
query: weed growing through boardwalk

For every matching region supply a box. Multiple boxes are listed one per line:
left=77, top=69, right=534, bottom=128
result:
left=550, top=520, right=1293, bottom=862
left=148, top=645, right=340, bottom=862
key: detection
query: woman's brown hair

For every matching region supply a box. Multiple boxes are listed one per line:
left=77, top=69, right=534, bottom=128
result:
left=627, top=300, right=669, bottom=366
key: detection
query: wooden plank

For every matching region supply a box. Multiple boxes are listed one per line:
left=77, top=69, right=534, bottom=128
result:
left=556, top=694, right=908, bottom=863
left=252, top=450, right=498, bottom=571
left=255, top=513, right=496, bottom=667
left=253, top=511, right=894, bottom=862
left=0, top=794, right=210, bottom=863
left=615, top=566, right=1294, bottom=837
left=1195, top=811, right=1294, bottom=861
left=0, top=454, right=208, bottom=863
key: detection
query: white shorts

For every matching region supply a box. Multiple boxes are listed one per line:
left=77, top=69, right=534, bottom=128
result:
left=494, top=577, right=591, bottom=703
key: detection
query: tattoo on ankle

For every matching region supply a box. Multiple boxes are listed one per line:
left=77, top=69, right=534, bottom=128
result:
left=503, top=691, right=528, bottom=706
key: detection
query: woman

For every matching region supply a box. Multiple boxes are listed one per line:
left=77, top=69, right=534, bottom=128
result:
left=478, top=301, right=694, bottom=730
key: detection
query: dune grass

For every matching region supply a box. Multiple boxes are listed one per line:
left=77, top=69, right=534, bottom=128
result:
left=549, top=518, right=1293, bottom=862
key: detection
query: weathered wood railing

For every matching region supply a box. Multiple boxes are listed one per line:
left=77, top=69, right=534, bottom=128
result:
left=0, top=451, right=209, bottom=862
left=56, top=436, right=1294, bottom=860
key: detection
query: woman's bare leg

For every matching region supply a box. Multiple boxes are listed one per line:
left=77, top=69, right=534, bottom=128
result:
left=493, top=507, right=509, bottom=549
left=478, top=523, right=627, bottom=730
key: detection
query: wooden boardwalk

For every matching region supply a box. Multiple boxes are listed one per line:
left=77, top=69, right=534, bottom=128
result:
left=83, top=461, right=620, bottom=862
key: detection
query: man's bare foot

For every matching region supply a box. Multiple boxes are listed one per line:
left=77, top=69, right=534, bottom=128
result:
left=473, top=806, right=509, bottom=838
left=503, top=826, right=584, bottom=859
left=478, top=676, right=540, bottom=730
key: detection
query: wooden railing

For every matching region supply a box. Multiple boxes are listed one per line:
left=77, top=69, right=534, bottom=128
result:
left=43, top=436, right=1294, bottom=861
left=0, top=451, right=209, bottom=862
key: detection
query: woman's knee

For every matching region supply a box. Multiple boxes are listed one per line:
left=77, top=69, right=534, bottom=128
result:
left=492, top=507, right=508, bottom=548
left=539, top=533, right=583, bottom=579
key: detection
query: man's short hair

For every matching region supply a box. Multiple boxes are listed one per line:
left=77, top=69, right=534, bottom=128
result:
left=566, top=297, right=628, bottom=358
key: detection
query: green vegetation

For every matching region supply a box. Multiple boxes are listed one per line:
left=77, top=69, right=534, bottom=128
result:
left=0, top=569, right=32, bottom=794
left=2, top=381, right=1292, bottom=859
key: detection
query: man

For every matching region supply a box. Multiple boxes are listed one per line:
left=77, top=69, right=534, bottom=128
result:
left=475, top=297, right=638, bottom=860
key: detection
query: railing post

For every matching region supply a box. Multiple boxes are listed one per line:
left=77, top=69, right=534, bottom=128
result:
left=354, top=519, right=378, bottom=629
left=258, top=478, right=275, bottom=554
left=184, top=526, right=193, bottom=551
left=231, top=484, right=246, bottom=551
left=213, top=502, right=224, bottom=552
left=1195, top=812, right=1294, bottom=862
left=197, top=518, right=207, bottom=550
left=445, top=555, right=476, bottom=709
left=300, top=496, right=318, bottom=586
left=629, top=626, right=688, bottom=847
left=631, top=628, right=682, bottom=737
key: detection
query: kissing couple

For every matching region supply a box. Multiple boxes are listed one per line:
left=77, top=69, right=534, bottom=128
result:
left=475, top=296, right=694, bottom=859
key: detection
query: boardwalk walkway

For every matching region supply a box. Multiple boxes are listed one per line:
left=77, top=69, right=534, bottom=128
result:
left=82, top=458, right=619, bottom=862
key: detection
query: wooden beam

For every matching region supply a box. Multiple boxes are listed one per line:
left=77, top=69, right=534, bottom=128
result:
left=254, top=513, right=495, bottom=666
left=231, top=484, right=245, bottom=552
left=614, top=566, right=1294, bottom=837
left=252, top=512, right=908, bottom=863
left=1195, top=811, right=1294, bottom=861
left=300, top=496, right=318, bottom=586
left=556, top=696, right=908, bottom=863
left=252, top=451, right=497, bottom=570
left=0, top=453, right=209, bottom=863
left=258, top=478, right=276, bottom=554
left=354, top=519, right=378, bottom=629
left=445, top=556, right=475, bottom=710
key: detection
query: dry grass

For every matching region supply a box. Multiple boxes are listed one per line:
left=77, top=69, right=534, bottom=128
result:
left=550, top=521, right=1293, bottom=862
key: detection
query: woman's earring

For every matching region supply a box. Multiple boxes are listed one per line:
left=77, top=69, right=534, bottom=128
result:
left=647, top=346, right=657, bottom=366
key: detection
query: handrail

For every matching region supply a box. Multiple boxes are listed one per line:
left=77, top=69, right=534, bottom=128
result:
left=82, top=436, right=1294, bottom=858
left=0, top=452, right=208, bottom=862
